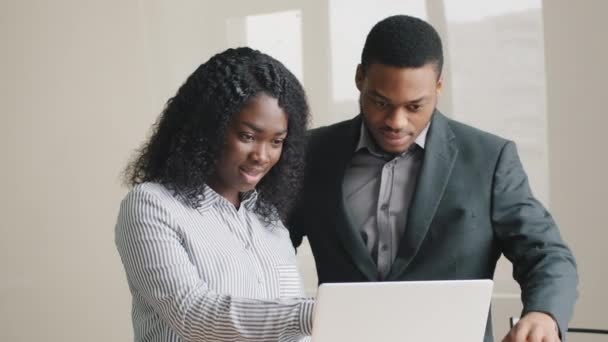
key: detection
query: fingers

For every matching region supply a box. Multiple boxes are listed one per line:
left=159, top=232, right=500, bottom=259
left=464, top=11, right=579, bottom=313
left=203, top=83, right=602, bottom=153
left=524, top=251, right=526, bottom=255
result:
left=502, top=321, right=559, bottom=342
left=514, top=321, right=530, bottom=341
left=528, top=325, right=544, bottom=342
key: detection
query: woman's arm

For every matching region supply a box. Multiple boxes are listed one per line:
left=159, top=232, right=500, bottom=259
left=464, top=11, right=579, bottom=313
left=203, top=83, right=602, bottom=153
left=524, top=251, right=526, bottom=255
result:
left=115, top=187, right=314, bottom=342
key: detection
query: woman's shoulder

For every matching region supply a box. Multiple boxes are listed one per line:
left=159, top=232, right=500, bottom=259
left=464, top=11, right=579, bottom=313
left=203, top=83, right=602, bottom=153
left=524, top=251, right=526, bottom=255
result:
left=123, top=182, right=176, bottom=202
left=118, top=182, right=182, bottom=215
left=130, top=181, right=171, bottom=196
left=115, top=183, right=186, bottom=236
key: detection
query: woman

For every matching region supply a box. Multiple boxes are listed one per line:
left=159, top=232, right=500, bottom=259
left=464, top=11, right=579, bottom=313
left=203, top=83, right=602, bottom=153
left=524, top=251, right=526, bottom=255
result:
left=115, top=47, right=313, bottom=342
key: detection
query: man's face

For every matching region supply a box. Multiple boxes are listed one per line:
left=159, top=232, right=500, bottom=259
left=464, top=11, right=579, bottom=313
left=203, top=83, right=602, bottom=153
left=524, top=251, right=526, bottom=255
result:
left=207, top=93, right=288, bottom=203
left=356, top=62, right=442, bottom=154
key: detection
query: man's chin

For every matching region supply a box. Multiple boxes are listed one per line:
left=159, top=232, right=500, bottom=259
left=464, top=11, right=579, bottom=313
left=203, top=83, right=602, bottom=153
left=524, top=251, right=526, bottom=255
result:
left=372, top=131, right=415, bottom=154
left=379, top=141, right=411, bottom=154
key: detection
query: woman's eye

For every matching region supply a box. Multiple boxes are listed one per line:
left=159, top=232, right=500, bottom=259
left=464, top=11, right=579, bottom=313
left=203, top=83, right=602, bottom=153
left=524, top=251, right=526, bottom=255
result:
left=239, top=133, right=254, bottom=142
left=272, top=139, right=285, bottom=146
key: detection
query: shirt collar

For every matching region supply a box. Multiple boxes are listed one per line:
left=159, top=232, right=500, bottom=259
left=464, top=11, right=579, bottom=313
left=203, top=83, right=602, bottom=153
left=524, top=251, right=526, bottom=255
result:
left=355, top=120, right=430, bottom=156
left=415, top=122, right=430, bottom=149
left=197, top=184, right=258, bottom=213
left=240, top=190, right=258, bottom=211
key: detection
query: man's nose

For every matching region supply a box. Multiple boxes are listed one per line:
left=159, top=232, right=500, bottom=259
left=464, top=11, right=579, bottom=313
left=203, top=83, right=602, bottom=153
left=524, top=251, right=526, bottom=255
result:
left=384, top=107, right=409, bottom=131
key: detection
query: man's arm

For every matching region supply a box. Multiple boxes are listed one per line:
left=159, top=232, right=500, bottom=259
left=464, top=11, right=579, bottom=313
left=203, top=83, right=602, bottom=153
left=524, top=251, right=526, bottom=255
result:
left=491, top=141, right=578, bottom=340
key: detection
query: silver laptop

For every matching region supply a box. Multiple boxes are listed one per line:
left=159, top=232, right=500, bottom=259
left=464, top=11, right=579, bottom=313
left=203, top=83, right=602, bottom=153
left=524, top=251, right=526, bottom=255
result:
left=311, top=279, right=493, bottom=342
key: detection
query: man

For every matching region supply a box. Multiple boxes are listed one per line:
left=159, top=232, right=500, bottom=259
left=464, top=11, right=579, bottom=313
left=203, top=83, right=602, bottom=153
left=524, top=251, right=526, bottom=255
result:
left=288, top=15, right=577, bottom=342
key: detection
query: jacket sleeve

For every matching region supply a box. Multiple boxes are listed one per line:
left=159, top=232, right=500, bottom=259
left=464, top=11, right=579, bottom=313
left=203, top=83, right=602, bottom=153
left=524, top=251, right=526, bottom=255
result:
left=115, top=188, right=314, bottom=342
left=491, top=141, right=578, bottom=339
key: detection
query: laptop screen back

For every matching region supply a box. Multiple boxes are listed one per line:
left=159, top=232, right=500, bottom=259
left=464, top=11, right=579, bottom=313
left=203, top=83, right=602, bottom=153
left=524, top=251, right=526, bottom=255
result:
left=311, top=279, right=493, bottom=342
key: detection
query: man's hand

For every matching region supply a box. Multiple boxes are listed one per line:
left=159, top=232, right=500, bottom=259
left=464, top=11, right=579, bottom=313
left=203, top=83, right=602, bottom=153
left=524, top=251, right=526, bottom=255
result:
left=502, top=312, right=560, bottom=342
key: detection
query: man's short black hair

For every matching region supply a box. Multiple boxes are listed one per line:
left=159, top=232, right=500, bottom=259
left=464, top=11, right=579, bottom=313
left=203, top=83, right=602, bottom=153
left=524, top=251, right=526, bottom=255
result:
left=361, top=15, right=443, bottom=77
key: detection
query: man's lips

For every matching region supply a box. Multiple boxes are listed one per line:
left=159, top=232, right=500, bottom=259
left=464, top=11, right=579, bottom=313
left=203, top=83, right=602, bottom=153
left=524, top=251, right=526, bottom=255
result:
left=379, top=130, right=413, bottom=141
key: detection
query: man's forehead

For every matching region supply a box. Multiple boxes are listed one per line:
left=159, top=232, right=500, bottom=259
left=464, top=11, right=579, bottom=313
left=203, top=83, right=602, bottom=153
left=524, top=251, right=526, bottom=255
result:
left=363, top=62, right=440, bottom=81
left=366, top=89, right=430, bottom=105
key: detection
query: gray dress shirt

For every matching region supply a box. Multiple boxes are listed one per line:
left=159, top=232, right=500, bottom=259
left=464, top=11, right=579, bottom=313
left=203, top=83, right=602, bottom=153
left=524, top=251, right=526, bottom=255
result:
left=115, top=182, right=313, bottom=341
left=342, top=122, right=428, bottom=279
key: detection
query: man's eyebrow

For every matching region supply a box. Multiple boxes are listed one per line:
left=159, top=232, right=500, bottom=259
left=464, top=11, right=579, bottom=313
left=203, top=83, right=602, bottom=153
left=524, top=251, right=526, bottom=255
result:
left=368, top=91, right=427, bottom=105
left=408, top=96, right=427, bottom=104
left=368, top=90, right=390, bottom=101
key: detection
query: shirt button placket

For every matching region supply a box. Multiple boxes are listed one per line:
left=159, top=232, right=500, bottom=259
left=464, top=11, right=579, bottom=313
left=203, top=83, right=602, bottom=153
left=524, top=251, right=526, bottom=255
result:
left=378, top=160, right=395, bottom=278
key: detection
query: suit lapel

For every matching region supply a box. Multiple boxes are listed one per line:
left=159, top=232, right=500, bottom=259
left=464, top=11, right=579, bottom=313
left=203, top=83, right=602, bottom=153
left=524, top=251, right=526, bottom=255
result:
left=328, top=116, right=379, bottom=281
left=387, top=111, right=458, bottom=280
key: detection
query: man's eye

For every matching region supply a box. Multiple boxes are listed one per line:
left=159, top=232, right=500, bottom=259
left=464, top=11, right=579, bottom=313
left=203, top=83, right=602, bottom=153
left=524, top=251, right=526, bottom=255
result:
left=374, top=99, right=388, bottom=108
left=407, top=105, right=422, bottom=112
left=272, top=139, right=285, bottom=146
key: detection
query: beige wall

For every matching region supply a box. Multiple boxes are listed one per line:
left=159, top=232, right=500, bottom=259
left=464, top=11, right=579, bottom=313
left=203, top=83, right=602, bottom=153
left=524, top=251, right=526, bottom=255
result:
left=543, top=0, right=608, bottom=336
left=0, top=1, right=605, bottom=341
left=0, top=1, right=147, bottom=340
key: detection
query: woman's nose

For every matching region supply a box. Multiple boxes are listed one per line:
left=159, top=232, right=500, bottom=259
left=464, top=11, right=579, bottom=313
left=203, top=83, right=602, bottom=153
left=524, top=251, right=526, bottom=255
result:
left=249, top=143, right=270, bottom=164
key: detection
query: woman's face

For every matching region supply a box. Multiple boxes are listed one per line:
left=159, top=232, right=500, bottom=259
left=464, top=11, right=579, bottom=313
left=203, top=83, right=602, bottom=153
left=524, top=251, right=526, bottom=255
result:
left=207, top=93, right=288, bottom=206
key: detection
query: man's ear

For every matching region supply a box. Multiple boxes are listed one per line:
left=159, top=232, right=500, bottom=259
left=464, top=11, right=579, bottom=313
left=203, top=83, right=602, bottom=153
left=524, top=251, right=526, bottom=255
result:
left=355, top=64, right=365, bottom=91
left=436, top=76, right=443, bottom=97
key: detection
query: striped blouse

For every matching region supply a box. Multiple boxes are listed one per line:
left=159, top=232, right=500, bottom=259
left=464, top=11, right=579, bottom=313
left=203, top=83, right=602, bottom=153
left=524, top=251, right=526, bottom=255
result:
left=115, top=182, right=314, bottom=342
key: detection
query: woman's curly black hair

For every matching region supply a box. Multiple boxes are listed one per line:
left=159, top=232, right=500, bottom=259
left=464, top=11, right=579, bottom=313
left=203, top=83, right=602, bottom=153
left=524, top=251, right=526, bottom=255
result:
left=125, top=47, right=310, bottom=223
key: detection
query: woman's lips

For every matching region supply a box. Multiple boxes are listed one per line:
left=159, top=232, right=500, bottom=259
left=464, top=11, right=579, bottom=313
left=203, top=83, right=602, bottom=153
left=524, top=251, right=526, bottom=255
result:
left=239, top=167, right=265, bottom=184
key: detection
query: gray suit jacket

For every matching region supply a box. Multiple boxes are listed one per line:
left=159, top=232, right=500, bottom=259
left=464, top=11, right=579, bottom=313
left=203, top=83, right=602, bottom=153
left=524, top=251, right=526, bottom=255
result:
left=288, top=111, right=578, bottom=341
